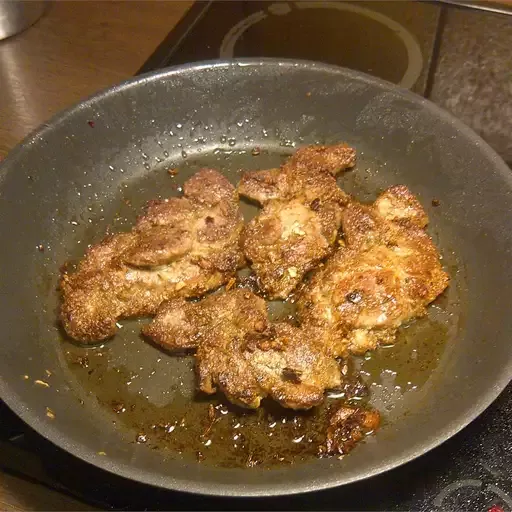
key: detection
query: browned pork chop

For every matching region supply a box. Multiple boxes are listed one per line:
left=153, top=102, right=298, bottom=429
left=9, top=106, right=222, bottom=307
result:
left=239, top=144, right=356, bottom=299
left=144, top=289, right=343, bottom=410
left=298, top=185, right=449, bottom=356
left=60, top=169, right=244, bottom=343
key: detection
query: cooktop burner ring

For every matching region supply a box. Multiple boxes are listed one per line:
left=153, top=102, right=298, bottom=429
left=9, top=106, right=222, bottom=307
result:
left=220, top=1, right=424, bottom=89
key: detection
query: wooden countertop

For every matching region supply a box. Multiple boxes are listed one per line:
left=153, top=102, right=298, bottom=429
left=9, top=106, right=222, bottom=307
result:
left=0, top=0, right=192, bottom=158
left=0, top=2, right=191, bottom=509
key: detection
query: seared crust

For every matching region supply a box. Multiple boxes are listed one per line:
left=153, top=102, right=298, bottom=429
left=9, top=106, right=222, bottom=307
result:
left=142, top=289, right=268, bottom=352
left=239, top=143, right=356, bottom=299
left=298, top=185, right=449, bottom=356
left=240, top=323, right=342, bottom=410
left=320, top=404, right=381, bottom=456
left=60, top=169, right=244, bottom=343
left=287, top=144, right=356, bottom=175
left=144, top=289, right=342, bottom=410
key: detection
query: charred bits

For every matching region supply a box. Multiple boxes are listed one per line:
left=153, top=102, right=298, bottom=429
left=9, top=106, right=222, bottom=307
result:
left=310, top=198, right=321, bottom=211
left=346, top=291, right=363, bottom=304
left=136, top=433, right=148, bottom=444
left=282, top=367, right=302, bottom=384
left=73, top=355, right=89, bottom=368
left=112, top=401, right=126, bottom=414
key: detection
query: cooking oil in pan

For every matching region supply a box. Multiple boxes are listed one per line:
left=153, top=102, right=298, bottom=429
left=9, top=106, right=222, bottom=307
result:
left=58, top=149, right=464, bottom=468
left=61, top=316, right=449, bottom=468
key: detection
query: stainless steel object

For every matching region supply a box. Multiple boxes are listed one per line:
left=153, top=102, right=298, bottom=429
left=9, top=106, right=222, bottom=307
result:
left=0, top=0, right=44, bottom=41
left=436, top=0, right=512, bottom=15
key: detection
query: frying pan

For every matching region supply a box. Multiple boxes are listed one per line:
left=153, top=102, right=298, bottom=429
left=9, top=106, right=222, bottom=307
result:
left=0, top=59, right=511, bottom=498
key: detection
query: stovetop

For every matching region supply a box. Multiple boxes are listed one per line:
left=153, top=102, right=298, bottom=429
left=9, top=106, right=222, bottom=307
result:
left=139, top=0, right=512, bottom=166
left=2, top=2, right=511, bottom=510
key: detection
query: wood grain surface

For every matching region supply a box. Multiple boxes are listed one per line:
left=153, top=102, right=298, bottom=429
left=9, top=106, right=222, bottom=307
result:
left=0, top=0, right=192, bottom=158
left=0, top=2, right=190, bottom=508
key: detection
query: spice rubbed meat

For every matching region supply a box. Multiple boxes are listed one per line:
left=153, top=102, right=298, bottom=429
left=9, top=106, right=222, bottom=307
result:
left=60, top=169, right=244, bottom=343
left=298, top=185, right=449, bottom=357
left=60, top=142, right=450, bottom=462
left=239, top=144, right=356, bottom=299
left=144, top=289, right=343, bottom=410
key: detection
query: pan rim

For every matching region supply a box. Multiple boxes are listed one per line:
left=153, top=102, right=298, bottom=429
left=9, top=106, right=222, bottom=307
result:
left=0, top=58, right=511, bottom=498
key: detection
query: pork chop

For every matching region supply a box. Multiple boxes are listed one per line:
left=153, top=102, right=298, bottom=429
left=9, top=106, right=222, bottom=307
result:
left=239, top=144, right=356, bottom=299
left=60, top=169, right=244, bottom=343
left=144, top=289, right=343, bottom=410
left=298, top=185, right=449, bottom=356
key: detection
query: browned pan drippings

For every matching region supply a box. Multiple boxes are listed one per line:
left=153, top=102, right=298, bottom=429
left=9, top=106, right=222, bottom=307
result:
left=58, top=150, right=463, bottom=468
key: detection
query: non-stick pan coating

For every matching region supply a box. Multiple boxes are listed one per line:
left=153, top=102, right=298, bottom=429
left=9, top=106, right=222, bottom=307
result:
left=0, top=60, right=510, bottom=497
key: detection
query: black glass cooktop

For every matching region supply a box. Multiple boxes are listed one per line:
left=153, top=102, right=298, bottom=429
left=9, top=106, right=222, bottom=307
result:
left=140, top=0, right=440, bottom=96
left=1, top=2, right=510, bottom=510
left=139, top=0, right=512, bottom=165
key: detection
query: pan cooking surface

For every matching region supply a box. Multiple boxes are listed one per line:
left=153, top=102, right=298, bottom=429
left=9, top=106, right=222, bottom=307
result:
left=0, top=60, right=510, bottom=496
